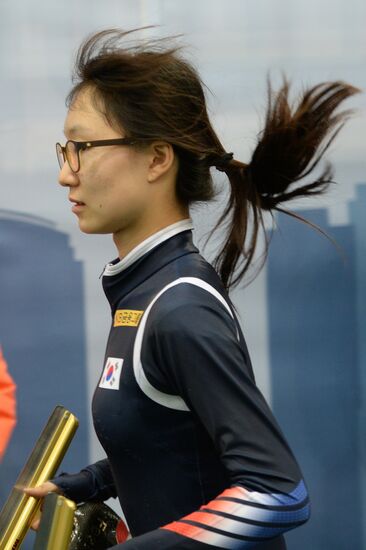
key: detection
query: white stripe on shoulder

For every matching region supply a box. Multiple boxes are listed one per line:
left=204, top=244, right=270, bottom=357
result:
left=133, top=277, right=238, bottom=411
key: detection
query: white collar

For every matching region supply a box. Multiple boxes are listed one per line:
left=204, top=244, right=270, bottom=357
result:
left=103, top=219, right=194, bottom=277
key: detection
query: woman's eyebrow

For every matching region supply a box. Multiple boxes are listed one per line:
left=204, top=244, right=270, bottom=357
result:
left=63, top=125, right=93, bottom=138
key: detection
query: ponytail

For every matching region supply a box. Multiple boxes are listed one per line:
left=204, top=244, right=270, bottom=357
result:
left=212, top=80, right=359, bottom=288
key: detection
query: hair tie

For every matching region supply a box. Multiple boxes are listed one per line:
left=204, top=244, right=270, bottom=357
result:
left=214, top=152, right=234, bottom=172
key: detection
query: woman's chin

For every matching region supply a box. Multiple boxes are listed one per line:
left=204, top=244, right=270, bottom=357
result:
left=78, top=221, right=111, bottom=235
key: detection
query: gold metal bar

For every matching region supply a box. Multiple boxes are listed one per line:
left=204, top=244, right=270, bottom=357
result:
left=0, top=406, right=78, bottom=550
left=32, top=493, right=76, bottom=550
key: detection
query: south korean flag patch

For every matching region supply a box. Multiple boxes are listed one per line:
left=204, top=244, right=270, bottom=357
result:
left=99, top=357, right=124, bottom=390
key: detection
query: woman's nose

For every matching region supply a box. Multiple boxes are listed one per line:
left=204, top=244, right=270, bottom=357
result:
left=58, top=162, right=79, bottom=187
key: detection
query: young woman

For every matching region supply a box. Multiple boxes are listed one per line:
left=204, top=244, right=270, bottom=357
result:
left=25, top=29, right=358, bottom=549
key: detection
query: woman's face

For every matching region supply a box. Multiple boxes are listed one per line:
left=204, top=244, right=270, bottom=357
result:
left=58, top=87, right=155, bottom=239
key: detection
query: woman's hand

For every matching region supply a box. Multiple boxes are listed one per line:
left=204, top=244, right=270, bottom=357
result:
left=22, top=481, right=61, bottom=530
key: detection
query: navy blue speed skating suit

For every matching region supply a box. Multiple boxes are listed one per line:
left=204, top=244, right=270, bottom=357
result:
left=53, top=219, right=310, bottom=549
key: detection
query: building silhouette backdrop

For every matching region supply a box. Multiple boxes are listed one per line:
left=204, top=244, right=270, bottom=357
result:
left=0, top=212, right=88, bottom=550
left=267, top=184, right=365, bottom=549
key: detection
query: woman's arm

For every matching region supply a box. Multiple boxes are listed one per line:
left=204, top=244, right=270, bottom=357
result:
left=51, top=458, right=117, bottom=502
left=24, top=458, right=117, bottom=506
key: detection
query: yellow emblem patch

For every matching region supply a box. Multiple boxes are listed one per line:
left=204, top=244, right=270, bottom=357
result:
left=114, top=309, right=144, bottom=327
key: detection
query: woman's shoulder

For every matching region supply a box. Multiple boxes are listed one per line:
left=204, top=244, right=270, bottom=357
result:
left=148, top=271, right=236, bottom=335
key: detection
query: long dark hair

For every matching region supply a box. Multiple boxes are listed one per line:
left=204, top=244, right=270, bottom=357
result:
left=67, top=28, right=359, bottom=289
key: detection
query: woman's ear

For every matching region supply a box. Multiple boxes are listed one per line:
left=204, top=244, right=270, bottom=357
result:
left=147, top=142, right=177, bottom=183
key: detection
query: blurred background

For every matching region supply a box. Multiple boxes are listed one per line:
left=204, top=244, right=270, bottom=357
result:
left=0, top=1, right=365, bottom=548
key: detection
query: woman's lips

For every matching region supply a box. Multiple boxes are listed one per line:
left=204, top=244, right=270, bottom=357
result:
left=72, top=204, right=85, bottom=213
left=70, top=200, right=86, bottom=213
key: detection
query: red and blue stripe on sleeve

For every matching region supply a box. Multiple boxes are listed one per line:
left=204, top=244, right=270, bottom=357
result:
left=162, top=480, right=309, bottom=548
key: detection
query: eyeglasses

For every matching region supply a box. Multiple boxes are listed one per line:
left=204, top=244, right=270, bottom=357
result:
left=55, top=138, right=140, bottom=173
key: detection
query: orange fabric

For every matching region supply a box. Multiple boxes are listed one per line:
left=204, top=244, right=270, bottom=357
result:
left=163, top=521, right=205, bottom=538
left=172, top=510, right=226, bottom=529
left=0, top=348, right=16, bottom=460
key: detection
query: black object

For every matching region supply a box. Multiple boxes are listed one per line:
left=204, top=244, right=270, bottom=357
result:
left=69, top=501, right=121, bottom=550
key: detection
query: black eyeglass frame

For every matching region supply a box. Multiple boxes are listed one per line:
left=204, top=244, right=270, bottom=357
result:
left=55, top=137, right=142, bottom=173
